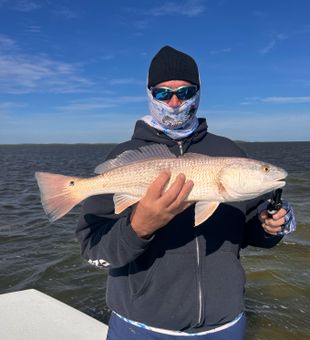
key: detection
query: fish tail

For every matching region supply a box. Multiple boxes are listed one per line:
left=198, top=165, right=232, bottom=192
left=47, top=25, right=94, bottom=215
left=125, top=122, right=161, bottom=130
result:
left=35, top=172, right=84, bottom=222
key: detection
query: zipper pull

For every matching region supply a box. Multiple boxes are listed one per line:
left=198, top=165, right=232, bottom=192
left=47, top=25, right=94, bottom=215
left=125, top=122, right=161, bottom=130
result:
left=177, top=141, right=183, bottom=155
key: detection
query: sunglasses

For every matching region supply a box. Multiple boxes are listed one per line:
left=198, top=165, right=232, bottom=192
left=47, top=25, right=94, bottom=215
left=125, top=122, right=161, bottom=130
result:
left=151, top=85, right=198, bottom=101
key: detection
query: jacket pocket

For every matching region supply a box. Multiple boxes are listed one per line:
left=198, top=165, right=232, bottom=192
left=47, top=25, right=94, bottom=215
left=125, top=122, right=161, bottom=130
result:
left=128, top=256, right=162, bottom=298
left=129, top=253, right=199, bottom=330
left=202, top=251, right=246, bottom=325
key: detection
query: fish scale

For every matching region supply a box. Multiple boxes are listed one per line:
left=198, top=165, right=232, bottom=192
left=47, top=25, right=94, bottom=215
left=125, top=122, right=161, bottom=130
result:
left=92, top=157, right=225, bottom=201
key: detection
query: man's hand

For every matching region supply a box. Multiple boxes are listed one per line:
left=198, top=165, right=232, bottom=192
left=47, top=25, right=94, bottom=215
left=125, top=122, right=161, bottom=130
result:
left=259, top=208, right=287, bottom=235
left=130, top=171, right=194, bottom=238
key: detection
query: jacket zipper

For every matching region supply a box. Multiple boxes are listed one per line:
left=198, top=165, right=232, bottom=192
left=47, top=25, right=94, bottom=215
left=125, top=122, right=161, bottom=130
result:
left=195, top=234, right=203, bottom=325
left=178, top=139, right=202, bottom=323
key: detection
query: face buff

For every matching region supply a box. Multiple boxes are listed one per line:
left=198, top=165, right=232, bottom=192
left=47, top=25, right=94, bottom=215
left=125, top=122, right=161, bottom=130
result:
left=142, top=89, right=200, bottom=140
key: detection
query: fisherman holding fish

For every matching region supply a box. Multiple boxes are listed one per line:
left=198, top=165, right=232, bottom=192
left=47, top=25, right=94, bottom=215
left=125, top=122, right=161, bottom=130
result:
left=36, top=46, right=296, bottom=339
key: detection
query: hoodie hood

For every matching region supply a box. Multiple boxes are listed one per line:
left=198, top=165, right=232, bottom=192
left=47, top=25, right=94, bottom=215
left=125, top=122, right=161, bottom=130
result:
left=131, top=118, right=208, bottom=154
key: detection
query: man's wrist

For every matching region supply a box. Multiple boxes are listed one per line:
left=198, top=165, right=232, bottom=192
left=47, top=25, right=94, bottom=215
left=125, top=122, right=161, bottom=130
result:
left=131, top=222, right=153, bottom=239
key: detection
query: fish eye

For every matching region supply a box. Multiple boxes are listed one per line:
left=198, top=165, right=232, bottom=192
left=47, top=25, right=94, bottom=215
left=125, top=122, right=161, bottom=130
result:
left=262, top=165, right=270, bottom=173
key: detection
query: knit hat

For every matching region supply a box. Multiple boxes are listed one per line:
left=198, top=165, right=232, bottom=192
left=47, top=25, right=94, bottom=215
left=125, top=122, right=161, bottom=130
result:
left=148, top=45, right=200, bottom=89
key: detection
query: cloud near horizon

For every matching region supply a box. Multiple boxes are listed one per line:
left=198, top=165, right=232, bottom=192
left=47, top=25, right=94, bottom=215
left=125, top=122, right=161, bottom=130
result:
left=241, top=96, right=310, bottom=105
left=261, top=96, right=310, bottom=104
left=57, top=96, right=146, bottom=112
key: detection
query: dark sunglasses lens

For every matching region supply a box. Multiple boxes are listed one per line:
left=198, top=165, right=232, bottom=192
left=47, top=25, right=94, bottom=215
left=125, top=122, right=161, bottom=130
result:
left=152, top=86, right=197, bottom=101
left=177, top=86, right=197, bottom=100
left=152, top=88, right=172, bottom=100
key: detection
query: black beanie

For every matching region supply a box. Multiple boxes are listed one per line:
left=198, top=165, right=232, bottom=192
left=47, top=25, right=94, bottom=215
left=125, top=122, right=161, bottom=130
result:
left=148, top=45, right=200, bottom=89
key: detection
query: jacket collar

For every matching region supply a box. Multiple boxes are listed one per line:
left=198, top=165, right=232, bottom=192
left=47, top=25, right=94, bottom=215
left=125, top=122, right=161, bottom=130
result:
left=131, top=118, right=208, bottom=147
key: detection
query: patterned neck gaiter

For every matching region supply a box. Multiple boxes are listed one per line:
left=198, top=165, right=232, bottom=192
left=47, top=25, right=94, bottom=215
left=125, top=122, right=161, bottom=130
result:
left=142, top=89, right=200, bottom=140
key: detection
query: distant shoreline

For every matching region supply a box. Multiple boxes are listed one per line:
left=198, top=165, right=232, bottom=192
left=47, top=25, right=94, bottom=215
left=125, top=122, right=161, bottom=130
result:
left=0, top=141, right=309, bottom=146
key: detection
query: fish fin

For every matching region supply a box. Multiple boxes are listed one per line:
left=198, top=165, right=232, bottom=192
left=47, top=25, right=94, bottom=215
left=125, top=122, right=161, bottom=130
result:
left=94, top=144, right=176, bottom=174
left=35, top=172, right=84, bottom=223
left=113, top=194, right=140, bottom=214
left=218, top=181, right=231, bottom=200
left=194, top=201, right=220, bottom=226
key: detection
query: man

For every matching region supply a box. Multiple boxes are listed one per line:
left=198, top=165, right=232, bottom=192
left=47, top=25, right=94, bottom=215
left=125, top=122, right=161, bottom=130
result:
left=76, top=46, right=295, bottom=339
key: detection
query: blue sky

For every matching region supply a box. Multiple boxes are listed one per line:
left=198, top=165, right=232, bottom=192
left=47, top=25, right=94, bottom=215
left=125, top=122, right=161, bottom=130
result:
left=0, top=0, right=309, bottom=143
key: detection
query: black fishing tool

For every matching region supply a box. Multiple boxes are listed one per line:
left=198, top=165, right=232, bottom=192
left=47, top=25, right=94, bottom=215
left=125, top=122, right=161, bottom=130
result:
left=267, top=188, right=283, bottom=218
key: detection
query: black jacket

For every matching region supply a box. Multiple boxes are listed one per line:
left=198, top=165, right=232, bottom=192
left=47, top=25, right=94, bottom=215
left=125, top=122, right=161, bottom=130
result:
left=76, top=119, right=283, bottom=333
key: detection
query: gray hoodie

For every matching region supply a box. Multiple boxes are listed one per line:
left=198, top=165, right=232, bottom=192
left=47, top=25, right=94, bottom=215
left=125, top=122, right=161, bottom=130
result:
left=75, top=119, right=283, bottom=333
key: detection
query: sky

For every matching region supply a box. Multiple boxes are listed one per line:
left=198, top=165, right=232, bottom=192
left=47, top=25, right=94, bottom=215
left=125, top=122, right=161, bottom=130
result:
left=0, top=0, right=309, bottom=143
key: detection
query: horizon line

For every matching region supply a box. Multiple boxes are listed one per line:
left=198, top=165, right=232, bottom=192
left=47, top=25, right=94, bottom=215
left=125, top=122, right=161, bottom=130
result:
left=1, top=140, right=309, bottom=146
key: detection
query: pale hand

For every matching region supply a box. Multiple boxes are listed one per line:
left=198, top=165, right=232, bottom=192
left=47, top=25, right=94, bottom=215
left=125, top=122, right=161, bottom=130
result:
left=259, top=208, right=287, bottom=235
left=130, top=171, right=194, bottom=238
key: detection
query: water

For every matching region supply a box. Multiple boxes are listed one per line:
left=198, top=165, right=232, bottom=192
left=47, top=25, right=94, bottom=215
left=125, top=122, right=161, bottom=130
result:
left=0, top=142, right=309, bottom=339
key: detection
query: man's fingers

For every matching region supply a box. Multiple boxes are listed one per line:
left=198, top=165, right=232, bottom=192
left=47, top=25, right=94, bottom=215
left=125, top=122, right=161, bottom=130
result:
left=144, top=172, right=193, bottom=213
left=160, top=173, right=187, bottom=206
left=272, top=208, right=287, bottom=220
left=146, top=171, right=171, bottom=199
left=175, top=201, right=195, bottom=215
left=260, top=209, right=286, bottom=226
left=262, top=223, right=282, bottom=235
left=169, top=180, right=194, bottom=210
left=260, top=208, right=287, bottom=235
left=263, top=217, right=285, bottom=227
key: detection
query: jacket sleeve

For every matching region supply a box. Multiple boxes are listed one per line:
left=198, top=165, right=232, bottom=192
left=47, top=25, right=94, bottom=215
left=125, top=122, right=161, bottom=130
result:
left=75, top=194, right=153, bottom=269
left=75, top=144, right=154, bottom=269
left=241, top=194, right=283, bottom=249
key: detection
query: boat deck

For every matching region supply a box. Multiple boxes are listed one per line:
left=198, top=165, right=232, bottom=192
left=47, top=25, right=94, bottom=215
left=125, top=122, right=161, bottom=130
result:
left=0, top=289, right=108, bottom=339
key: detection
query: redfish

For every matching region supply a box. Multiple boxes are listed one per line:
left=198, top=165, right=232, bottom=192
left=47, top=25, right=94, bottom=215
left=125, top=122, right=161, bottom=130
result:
left=35, top=144, right=287, bottom=226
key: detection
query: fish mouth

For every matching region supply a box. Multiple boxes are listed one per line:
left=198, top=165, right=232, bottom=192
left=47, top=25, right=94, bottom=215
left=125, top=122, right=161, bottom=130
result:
left=273, top=180, right=286, bottom=188
left=262, top=179, right=286, bottom=194
left=269, top=171, right=288, bottom=189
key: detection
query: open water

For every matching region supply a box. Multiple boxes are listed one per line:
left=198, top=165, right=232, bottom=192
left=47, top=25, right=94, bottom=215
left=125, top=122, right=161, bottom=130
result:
left=0, top=142, right=309, bottom=339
